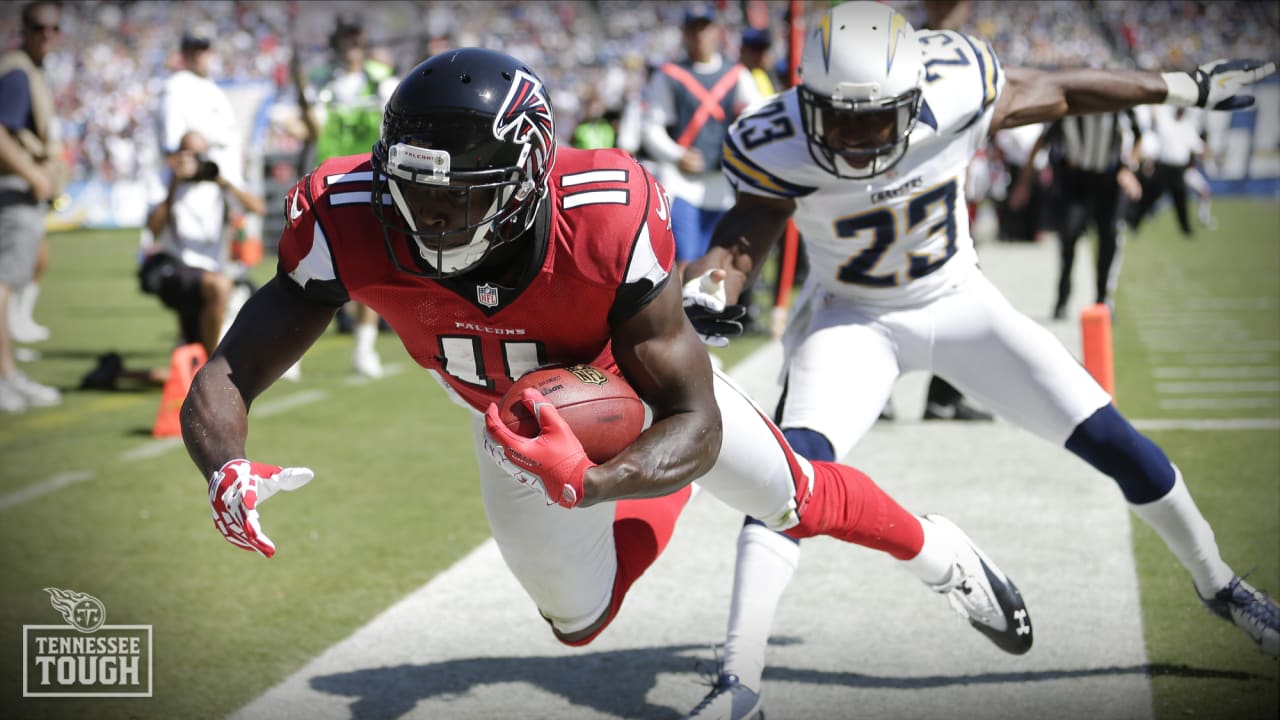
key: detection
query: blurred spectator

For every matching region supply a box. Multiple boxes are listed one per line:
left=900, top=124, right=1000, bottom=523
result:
left=10, top=2, right=1272, bottom=218
left=285, top=17, right=397, bottom=379
left=159, top=29, right=243, bottom=184
left=641, top=3, right=762, bottom=274
left=1184, top=158, right=1216, bottom=230
left=139, top=130, right=265, bottom=357
left=739, top=26, right=777, bottom=97
left=0, top=0, right=64, bottom=413
left=570, top=89, right=618, bottom=150
left=1129, top=105, right=1204, bottom=238
left=993, top=123, right=1048, bottom=242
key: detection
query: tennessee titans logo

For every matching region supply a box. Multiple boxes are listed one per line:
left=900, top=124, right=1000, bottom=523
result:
left=493, top=70, right=555, bottom=154
left=45, top=587, right=106, bottom=633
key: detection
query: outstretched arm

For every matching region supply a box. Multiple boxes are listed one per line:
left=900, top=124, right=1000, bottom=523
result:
left=181, top=277, right=336, bottom=478
left=993, top=59, right=1276, bottom=133
left=683, top=191, right=797, bottom=304
left=993, top=66, right=1166, bottom=131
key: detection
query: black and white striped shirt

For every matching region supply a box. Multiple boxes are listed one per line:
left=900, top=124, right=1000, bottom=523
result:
left=1049, top=111, right=1142, bottom=173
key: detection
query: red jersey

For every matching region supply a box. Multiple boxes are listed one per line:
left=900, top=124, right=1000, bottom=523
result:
left=276, top=147, right=676, bottom=412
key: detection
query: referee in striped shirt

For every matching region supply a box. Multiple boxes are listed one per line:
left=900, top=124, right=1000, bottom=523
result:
left=1014, top=111, right=1144, bottom=319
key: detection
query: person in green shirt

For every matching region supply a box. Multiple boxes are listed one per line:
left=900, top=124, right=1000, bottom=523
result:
left=289, top=19, right=398, bottom=379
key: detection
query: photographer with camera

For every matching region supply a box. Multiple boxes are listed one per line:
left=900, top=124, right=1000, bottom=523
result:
left=139, top=130, right=265, bottom=358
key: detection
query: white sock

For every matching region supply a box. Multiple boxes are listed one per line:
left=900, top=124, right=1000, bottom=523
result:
left=1198, top=201, right=1213, bottom=226
left=17, top=283, right=40, bottom=323
left=721, top=522, right=799, bottom=692
left=1129, top=466, right=1234, bottom=598
left=354, top=323, right=377, bottom=354
left=899, top=515, right=958, bottom=588
left=8, top=283, right=38, bottom=327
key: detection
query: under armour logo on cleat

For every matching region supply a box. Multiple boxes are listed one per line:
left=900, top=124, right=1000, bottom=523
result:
left=1014, top=609, right=1031, bottom=636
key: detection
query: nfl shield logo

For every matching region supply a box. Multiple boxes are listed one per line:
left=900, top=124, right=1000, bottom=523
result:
left=476, top=284, right=500, bottom=308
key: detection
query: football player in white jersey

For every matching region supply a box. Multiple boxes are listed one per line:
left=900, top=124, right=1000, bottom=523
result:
left=680, top=2, right=1278, bottom=717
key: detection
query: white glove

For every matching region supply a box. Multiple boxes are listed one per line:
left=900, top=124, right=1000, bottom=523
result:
left=208, top=459, right=314, bottom=558
left=1163, top=59, right=1277, bottom=111
left=682, top=269, right=747, bottom=348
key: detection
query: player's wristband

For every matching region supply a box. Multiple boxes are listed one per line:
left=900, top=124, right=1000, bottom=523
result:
left=1161, top=72, right=1200, bottom=107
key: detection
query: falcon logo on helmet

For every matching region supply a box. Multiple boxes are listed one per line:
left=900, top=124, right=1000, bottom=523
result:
left=494, top=70, right=554, bottom=157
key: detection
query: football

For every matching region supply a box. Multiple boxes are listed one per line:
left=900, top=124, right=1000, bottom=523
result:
left=499, top=364, right=646, bottom=463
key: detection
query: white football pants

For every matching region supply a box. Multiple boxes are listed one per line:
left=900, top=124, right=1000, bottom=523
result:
left=779, top=269, right=1112, bottom=459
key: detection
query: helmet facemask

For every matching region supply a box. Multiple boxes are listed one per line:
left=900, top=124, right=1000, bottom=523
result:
left=374, top=140, right=535, bottom=277
left=798, top=83, right=922, bottom=179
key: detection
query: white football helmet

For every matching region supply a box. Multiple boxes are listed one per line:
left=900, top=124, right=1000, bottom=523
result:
left=797, top=1, right=925, bottom=178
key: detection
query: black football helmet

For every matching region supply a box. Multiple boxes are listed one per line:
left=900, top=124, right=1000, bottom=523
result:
left=371, top=48, right=557, bottom=278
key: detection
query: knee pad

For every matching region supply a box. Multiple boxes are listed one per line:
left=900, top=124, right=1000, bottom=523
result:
left=782, top=427, right=835, bottom=463
left=1066, top=404, right=1174, bottom=503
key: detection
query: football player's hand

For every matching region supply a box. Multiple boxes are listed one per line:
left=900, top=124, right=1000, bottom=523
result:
left=1163, top=59, right=1276, bottom=111
left=208, top=459, right=314, bottom=558
left=682, top=269, right=747, bottom=348
left=482, top=389, right=595, bottom=509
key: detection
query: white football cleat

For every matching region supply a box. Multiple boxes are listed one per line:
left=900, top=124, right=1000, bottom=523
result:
left=682, top=670, right=763, bottom=720
left=0, top=371, right=61, bottom=410
left=925, top=514, right=1033, bottom=655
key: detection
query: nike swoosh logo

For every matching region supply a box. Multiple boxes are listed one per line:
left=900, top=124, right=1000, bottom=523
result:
left=654, top=182, right=668, bottom=221
left=289, top=190, right=304, bottom=222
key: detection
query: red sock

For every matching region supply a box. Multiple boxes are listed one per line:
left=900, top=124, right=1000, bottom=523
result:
left=560, top=484, right=693, bottom=646
left=784, top=461, right=923, bottom=560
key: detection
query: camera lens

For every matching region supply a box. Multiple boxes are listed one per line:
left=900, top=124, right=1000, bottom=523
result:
left=194, top=159, right=219, bottom=182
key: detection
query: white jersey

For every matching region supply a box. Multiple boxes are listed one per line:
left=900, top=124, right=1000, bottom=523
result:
left=722, top=29, right=1004, bottom=308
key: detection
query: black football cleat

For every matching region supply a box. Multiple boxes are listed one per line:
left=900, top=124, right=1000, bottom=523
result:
left=925, top=514, right=1033, bottom=655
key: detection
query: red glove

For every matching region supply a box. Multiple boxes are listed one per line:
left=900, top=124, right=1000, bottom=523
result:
left=208, top=459, right=314, bottom=558
left=482, top=388, right=595, bottom=509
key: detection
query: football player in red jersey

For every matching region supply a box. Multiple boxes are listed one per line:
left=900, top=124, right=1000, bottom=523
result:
left=181, top=48, right=1033, bottom=672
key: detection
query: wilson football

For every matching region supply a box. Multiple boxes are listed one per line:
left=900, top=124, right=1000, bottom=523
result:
left=499, top=364, right=646, bottom=463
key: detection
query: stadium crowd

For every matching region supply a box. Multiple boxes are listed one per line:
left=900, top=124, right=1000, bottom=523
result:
left=2, top=0, right=1275, bottom=190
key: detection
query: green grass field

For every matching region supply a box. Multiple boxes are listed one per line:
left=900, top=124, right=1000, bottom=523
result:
left=1112, top=200, right=1280, bottom=719
left=1, top=199, right=1277, bottom=719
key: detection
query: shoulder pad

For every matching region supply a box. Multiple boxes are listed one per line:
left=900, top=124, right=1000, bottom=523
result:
left=915, top=30, right=1004, bottom=135
left=722, top=92, right=821, bottom=199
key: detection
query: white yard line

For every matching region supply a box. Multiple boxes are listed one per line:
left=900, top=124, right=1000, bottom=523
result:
left=0, top=471, right=94, bottom=512
left=1132, top=418, right=1280, bottom=431
left=253, top=389, right=329, bottom=417
left=1155, top=380, right=1280, bottom=394
left=1152, top=366, right=1279, bottom=379
left=119, top=437, right=185, bottom=461
left=1160, top=397, right=1280, bottom=410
